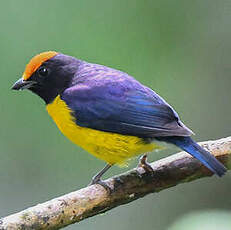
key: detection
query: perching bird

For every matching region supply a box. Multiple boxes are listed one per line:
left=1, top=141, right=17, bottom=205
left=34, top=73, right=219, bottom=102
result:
left=12, top=51, right=226, bottom=187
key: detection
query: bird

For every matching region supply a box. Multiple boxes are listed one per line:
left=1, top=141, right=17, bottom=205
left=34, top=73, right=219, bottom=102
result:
left=12, top=51, right=226, bottom=188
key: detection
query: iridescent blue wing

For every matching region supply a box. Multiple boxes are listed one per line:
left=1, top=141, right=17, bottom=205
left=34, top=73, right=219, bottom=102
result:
left=61, top=69, right=193, bottom=138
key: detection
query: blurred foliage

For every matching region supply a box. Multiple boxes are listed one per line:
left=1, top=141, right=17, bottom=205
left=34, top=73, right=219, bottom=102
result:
left=168, top=210, right=231, bottom=230
left=0, top=0, right=230, bottom=229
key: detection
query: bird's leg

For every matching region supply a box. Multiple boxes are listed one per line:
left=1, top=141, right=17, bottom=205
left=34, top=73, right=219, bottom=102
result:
left=89, top=164, right=112, bottom=193
left=90, top=164, right=112, bottom=184
left=137, top=154, right=154, bottom=175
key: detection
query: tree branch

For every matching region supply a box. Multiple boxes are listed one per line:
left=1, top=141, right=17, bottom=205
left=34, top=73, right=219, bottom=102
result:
left=0, top=137, right=230, bottom=230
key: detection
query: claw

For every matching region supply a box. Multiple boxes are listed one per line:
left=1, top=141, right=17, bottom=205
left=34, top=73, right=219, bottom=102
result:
left=137, top=154, right=154, bottom=177
left=88, top=164, right=113, bottom=194
left=89, top=178, right=112, bottom=194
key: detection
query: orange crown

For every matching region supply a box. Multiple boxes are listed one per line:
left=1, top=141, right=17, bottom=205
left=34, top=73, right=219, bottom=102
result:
left=23, top=51, right=58, bottom=80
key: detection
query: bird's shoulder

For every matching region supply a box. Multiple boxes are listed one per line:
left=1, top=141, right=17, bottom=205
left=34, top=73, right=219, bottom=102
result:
left=66, top=61, right=164, bottom=103
left=70, top=62, right=141, bottom=90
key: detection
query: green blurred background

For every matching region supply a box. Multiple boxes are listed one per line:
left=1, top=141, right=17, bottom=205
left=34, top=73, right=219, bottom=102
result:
left=0, top=0, right=230, bottom=229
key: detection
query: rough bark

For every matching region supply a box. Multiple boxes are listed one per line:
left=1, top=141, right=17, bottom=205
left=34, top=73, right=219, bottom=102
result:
left=0, top=137, right=230, bottom=230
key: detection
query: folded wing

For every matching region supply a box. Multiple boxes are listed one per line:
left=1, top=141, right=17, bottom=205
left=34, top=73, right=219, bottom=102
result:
left=61, top=75, right=193, bottom=138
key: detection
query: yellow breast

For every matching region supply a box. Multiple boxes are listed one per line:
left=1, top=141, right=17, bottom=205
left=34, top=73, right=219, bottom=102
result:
left=46, top=95, right=159, bottom=165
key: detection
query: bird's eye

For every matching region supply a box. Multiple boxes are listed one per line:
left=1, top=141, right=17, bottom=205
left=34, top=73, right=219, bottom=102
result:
left=38, top=67, right=49, bottom=77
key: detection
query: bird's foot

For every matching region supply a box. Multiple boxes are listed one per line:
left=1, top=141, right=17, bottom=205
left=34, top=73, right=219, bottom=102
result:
left=88, top=164, right=113, bottom=194
left=136, top=154, right=154, bottom=177
left=89, top=176, right=112, bottom=194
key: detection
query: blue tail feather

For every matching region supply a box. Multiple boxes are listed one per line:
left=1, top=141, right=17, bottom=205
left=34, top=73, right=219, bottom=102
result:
left=157, top=136, right=226, bottom=177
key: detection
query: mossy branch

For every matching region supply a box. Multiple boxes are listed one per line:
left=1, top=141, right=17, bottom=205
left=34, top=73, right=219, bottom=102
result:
left=0, top=137, right=230, bottom=230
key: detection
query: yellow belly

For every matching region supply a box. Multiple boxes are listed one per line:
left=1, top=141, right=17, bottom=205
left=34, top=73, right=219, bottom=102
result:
left=46, top=95, right=160, bottom=165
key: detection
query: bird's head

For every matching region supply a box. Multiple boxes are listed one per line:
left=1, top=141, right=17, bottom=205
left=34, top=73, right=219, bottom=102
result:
left=12, top=51, right=79, bottom=104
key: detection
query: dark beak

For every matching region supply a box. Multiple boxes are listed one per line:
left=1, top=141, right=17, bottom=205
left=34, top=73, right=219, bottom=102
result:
left=11, top=78, right=36, bottom=90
